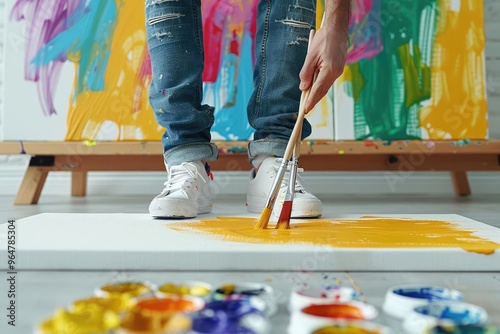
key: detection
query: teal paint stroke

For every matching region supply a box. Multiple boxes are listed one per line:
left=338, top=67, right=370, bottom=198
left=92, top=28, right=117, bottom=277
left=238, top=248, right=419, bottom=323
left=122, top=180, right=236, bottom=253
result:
left=344, top=0, right=438, bottom=140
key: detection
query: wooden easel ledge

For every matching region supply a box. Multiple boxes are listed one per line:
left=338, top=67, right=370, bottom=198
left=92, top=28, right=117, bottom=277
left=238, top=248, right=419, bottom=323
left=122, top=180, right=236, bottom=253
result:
left=1, top=140, right=499, bottom=204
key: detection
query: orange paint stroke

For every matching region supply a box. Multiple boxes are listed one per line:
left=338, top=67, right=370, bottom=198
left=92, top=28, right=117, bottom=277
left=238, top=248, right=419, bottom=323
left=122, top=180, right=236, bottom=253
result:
left=168, top=216, right=500, bottom=255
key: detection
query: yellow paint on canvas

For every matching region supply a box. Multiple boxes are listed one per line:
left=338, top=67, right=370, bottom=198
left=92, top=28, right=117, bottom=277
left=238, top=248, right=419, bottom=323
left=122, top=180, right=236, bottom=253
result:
left=420, top=0, right=488, bottom=139
left=168, top=216, right=500, bottom=255
left=65, top=1, right=160, bottom=141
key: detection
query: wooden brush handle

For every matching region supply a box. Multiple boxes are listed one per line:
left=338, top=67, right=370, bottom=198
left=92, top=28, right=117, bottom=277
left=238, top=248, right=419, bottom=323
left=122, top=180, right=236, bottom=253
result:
left=293, top=66, right=319, bottom=158
left=283, top=29, right=317, bottom=161
left=292, top=14, right=325, bottom=159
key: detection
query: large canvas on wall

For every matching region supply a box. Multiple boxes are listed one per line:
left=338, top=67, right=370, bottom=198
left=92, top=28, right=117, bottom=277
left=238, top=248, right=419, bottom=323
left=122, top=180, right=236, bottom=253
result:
left=335, top=0, right=488, bottom=140
left=0, top=0, right=333, bottom=141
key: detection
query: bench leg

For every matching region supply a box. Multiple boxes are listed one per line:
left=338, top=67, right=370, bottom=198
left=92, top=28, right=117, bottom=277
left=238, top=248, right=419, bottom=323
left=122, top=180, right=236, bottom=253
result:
left=71, top=171, right=87, bottom=197
left=14, top=167, right=48, bottom=205
left=450, top=171, right=471, bottom=196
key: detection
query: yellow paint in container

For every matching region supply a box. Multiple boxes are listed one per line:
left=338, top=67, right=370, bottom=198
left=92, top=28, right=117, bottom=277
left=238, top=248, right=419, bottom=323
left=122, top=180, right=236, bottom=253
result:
left=157, top=280, right=212, bottom=298
left=38, top=308, right=120, bottom=334
left=97, top=281, right=153, bottom=299
left=72, top=295, right=136, bottom=314
left=312, top=323, right=385, bottom=334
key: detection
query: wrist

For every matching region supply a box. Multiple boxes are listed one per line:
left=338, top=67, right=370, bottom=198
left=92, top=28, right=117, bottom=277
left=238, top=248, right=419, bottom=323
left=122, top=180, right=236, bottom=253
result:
left=323, top=0, right=351, bottom=36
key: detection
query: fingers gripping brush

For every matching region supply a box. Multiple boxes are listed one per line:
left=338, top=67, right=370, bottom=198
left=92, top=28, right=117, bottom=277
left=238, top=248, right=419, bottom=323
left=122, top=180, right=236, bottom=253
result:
left=254, top=29, right=316, bottom=230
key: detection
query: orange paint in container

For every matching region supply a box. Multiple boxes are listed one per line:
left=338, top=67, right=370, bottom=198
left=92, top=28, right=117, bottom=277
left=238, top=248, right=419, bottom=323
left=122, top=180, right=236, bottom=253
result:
left=136, top=297, right=201, bottom=313
left=302, top=304, right=365, bottom=320
left=288, top=302, right=378, bottom=334
left=119, top=297, right=202, bottom=333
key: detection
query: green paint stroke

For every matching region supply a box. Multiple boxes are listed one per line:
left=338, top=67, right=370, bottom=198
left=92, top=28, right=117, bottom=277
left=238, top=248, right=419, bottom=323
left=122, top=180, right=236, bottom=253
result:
left=347, top=0, right=438, bottom=140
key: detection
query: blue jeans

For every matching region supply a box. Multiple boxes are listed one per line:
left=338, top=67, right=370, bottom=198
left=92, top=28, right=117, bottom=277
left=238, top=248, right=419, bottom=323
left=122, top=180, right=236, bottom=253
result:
left=145, top=0, right=316, bottom=167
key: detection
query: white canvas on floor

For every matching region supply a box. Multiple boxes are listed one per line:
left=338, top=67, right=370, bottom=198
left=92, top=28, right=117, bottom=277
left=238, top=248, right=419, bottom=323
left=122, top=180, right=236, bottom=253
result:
left=0, top=213, right=498, bottom=271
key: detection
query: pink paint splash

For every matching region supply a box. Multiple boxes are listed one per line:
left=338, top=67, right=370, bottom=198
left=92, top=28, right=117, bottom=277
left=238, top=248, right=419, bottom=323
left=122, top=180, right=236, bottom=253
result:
left=133, top=47, right=152, bottom=114
left=346, top=0, right=383, bottom=64
left=201, top=0, right=257, bottom=83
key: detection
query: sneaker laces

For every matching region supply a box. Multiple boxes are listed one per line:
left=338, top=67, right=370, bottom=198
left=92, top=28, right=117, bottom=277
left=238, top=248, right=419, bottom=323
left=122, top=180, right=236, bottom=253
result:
left=162, top=162, right=207, bottom=195
left=268, top=159, right=306, bottom=193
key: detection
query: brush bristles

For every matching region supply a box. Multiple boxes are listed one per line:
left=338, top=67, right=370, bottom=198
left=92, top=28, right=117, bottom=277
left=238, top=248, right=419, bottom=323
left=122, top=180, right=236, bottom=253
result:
left=254, top=207, right=272, bottom=229
left=276, top=201, right=293, bottom=229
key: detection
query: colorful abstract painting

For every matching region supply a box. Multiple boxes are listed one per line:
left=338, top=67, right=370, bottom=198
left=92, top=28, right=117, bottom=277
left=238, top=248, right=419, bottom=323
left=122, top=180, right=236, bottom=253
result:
left=0, top=0, right=487, bottom=141
left=335, top=0, right=488, bottom=140
left=0, top=0, right=333, bottom=141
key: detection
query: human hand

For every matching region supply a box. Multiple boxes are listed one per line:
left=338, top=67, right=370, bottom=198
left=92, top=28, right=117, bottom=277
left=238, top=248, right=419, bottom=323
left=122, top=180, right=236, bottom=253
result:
left=299, top=26, right=348, bottom=113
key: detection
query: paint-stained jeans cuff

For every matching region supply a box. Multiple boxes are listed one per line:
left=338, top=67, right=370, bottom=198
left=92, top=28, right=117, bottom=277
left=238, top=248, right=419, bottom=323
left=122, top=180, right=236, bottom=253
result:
left=164, top=142, right=219, bottom=168
left=248, top=139, right=287, bottom=163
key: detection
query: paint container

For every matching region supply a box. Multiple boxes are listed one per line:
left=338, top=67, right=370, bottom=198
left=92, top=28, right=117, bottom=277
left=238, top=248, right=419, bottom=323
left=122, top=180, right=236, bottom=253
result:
left=36, top=307, right=120, bottom=334
left=427, top=324, right=500, bottom=334
left=382, top=285, right=463, bottom=319
left=117, top=296, right=203, bottom=334
left=212, top=282, right=277, bottom=317
left=288, top=302, right=378, bottom=334
left=191, top=299, right=271, bottom=334
left=403, top=302, right=488, bottom=334
left=71, top=295, right=136, bottom=315
left=156, top=280, right=213, bottom=300
left=96, top=281, right=156, bottom=300
left=310, top=321, right=394, bottom=334
left=289, top=285, right=358, bottom=312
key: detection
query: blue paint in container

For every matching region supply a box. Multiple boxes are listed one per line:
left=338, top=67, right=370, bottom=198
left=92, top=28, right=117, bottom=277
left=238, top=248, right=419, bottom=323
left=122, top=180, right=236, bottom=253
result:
left=415, top=302, right=488, bottom=325
left=191, top=299, right=269, bottom=334
left=428, top=325, right=500, bottom=334
left=393, top=287, right=463, bottom=301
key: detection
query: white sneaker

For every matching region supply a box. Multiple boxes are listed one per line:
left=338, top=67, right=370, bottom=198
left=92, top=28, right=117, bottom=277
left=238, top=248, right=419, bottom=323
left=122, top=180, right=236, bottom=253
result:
left=246, top=157, right=323, bottom=218
left=149, top=161, right=212, bottom=218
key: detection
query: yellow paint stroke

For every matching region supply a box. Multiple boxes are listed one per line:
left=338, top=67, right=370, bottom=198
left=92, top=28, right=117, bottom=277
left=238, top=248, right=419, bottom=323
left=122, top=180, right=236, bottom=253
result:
left=65, top=1, right=161, bottom=141
left=420, top=0, right=488, bottom=139
left=168, top=217, right=500, bottom=255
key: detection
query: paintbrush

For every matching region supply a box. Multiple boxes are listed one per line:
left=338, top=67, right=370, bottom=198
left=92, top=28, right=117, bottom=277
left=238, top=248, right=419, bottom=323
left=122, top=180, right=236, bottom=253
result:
left=276, top=65, right=320, bottom=229
left=254, top=28, right=317, bottom=230
left=275, top=122, right=303, bottom=229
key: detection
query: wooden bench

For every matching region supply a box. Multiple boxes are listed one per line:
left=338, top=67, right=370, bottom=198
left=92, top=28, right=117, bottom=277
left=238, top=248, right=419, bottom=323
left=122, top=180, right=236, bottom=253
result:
left=1, top=140, right=499, bottom=204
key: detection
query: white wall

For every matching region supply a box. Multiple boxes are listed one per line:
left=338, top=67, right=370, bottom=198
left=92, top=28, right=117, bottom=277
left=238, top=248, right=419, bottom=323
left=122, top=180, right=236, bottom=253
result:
left=0, top=0, right=499, bottom=196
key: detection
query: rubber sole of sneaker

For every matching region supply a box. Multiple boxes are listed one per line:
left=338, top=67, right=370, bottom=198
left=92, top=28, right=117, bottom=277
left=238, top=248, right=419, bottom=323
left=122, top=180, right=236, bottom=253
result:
left=149, top=199, right=210, bottom=218
left=246, top=196, right=322, bottom=218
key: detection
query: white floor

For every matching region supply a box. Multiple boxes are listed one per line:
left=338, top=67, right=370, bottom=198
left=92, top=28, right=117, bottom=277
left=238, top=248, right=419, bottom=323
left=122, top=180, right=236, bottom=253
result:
left=1, top=193, right=500, bottom=333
